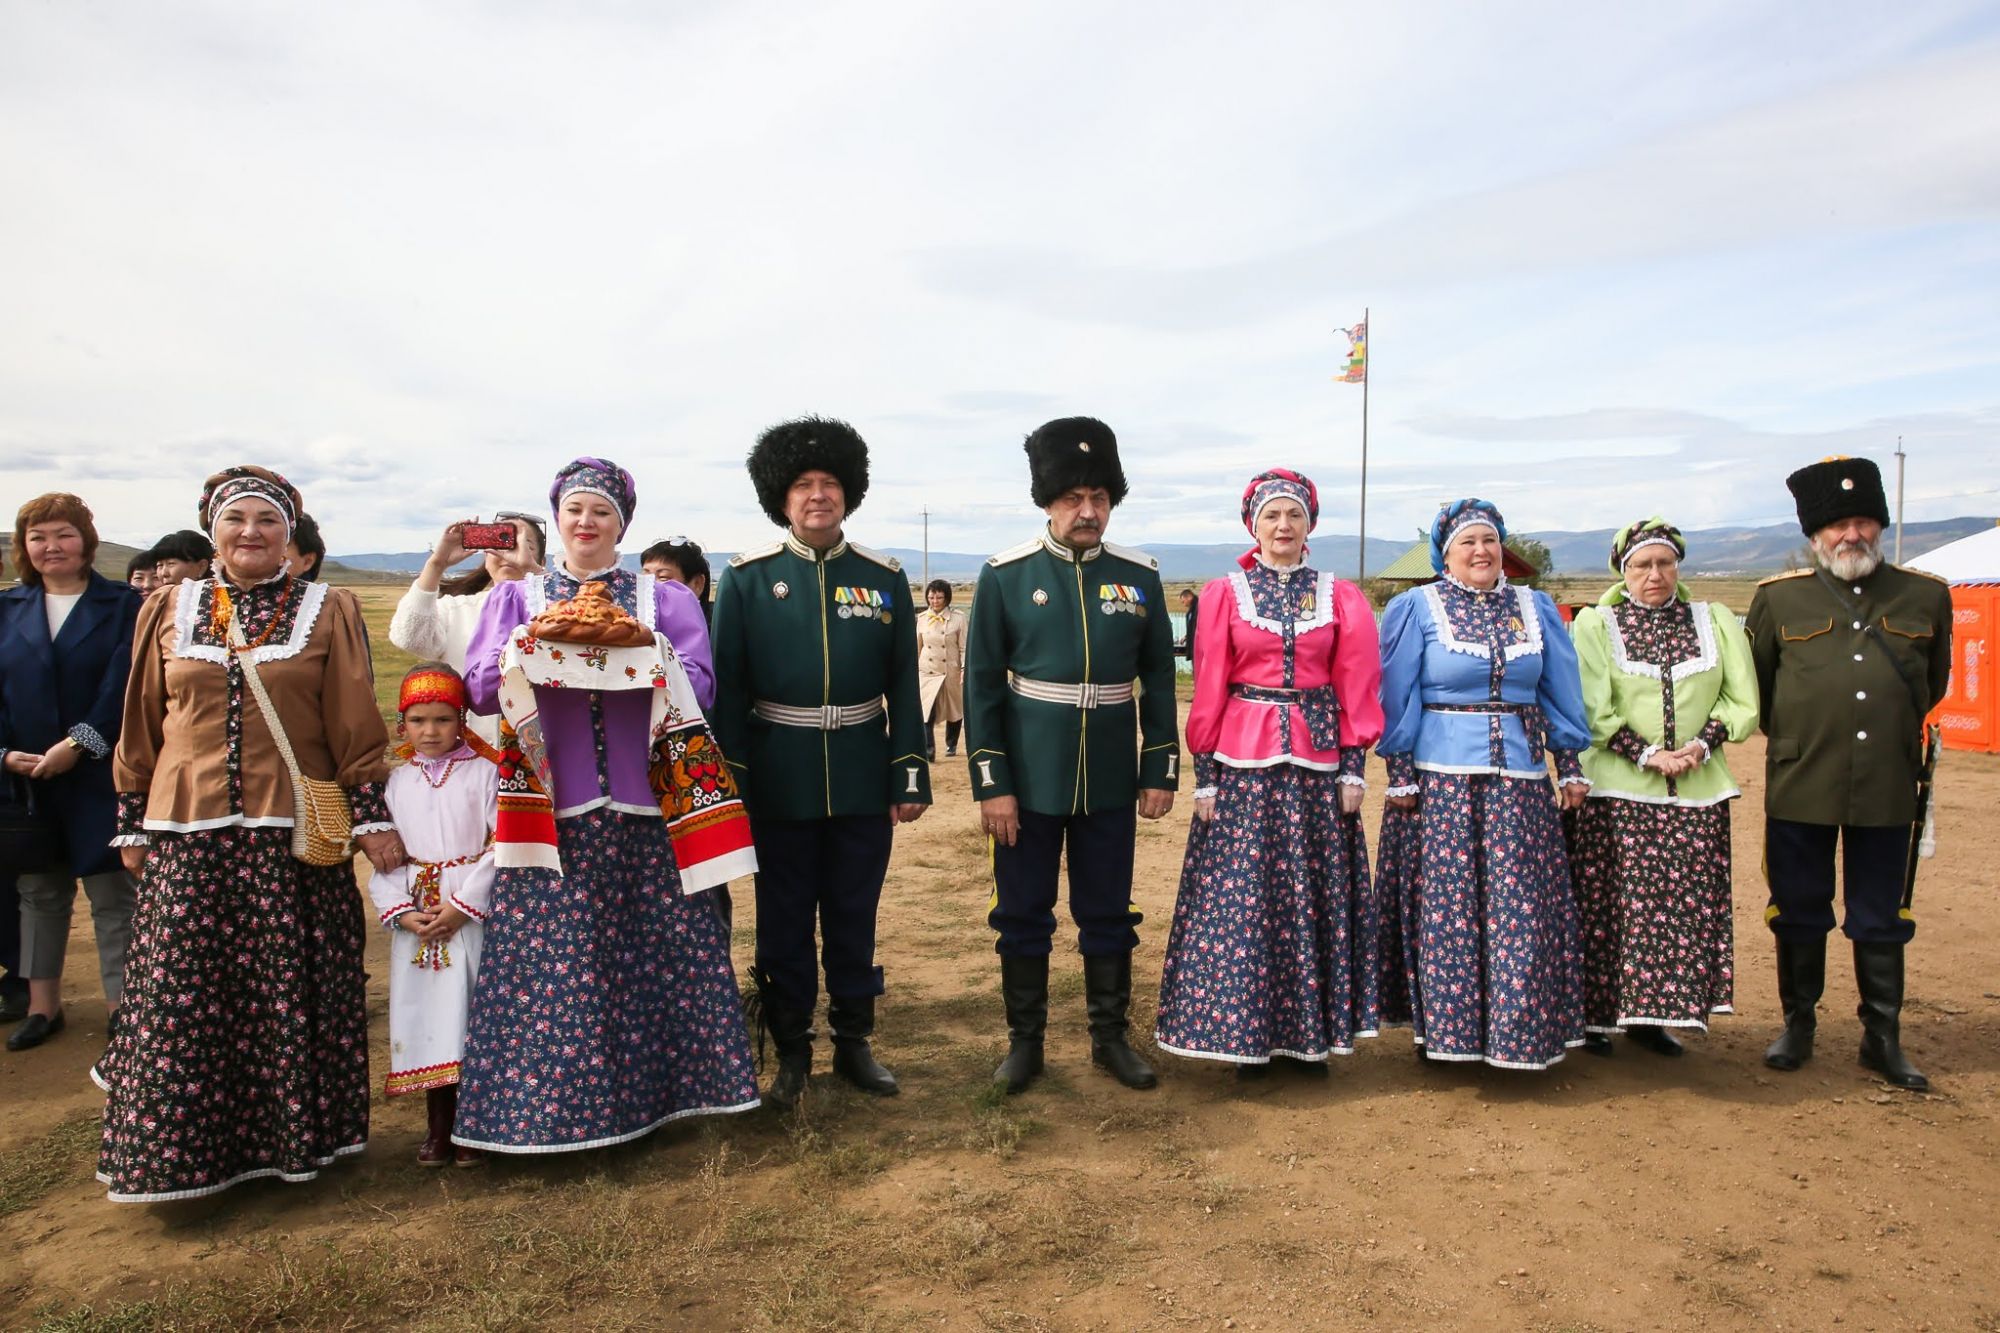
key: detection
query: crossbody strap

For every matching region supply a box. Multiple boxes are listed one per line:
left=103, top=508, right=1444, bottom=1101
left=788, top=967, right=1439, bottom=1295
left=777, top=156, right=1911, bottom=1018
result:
left=1812, top=570, right=1929, bottom=723
left=226, top=605, right=309, bottom=794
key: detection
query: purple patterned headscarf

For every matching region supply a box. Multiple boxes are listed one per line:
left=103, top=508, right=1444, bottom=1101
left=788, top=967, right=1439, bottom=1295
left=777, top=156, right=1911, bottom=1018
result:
left=549, top=456, right=636, bottom=533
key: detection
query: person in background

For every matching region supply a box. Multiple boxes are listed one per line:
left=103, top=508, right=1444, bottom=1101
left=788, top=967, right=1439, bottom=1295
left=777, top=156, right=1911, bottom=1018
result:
left=916, top=579, right=968, bottom=761
left=1748, top=456, right=1953, bottom=1091
left=1375, top=498, right=1592, bottom=1070
left=711, top=419, right=930, bottom=1107
left=366, top=662, right=498, bottom=1168
left=1177, top=586, right=1199, bottom=660
left=1155, top=469, right=1383, bottom=1079
left=1566, top=517, right=1758, bottom=1058
left=640, top=537, right=713, bottom=624
left=99, top=466, right=401, bottom=1201
left=0, top=493, right=143, bottom=1051
left=963, top=417, right=1181, bottom=1095
left=389, top=512, right=546, bottom=742
left=150, top=530, right=214, bottom=586
left=125, top=549, right=158, bottom=598
left=285, top=512, right=326, bottom=581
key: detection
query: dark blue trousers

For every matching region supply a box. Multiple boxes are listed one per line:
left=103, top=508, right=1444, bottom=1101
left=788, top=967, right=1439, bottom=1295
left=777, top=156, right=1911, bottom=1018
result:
left=989, top=807, right=1141, bottom=958
left=1765, top=817, right=1915, bottom=944
left=0, top=873, right=25, bottom=1006
left=751, top=814, right=893, bottom=1012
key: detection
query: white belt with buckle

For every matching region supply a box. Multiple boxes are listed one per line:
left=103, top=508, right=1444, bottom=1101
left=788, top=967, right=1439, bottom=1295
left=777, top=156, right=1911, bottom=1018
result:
left=752, top=698, right=886, bottom=729
left=1006, top=672, right=1135, bottom=708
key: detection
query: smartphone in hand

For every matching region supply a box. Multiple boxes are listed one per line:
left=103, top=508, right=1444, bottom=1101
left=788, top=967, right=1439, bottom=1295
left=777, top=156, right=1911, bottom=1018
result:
left=461, top=522, right=518, bottom=552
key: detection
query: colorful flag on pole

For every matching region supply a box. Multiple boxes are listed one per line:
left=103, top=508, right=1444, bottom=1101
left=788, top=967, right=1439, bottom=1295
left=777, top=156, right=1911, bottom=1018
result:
left=1337, top=320, right=1367, bottom=383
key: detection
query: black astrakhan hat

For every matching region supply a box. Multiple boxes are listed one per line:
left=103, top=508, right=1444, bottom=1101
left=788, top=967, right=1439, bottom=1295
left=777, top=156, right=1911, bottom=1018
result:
left=1785, top=456, right=1890, bottom=536
left=1025, top=416, right=1129, bottom=509
left=747, top=416, right=870, bottom=527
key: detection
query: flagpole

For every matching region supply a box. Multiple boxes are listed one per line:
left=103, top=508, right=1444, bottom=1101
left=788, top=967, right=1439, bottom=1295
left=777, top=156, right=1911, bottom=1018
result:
left=1358, top=306, right=1370, bottom=583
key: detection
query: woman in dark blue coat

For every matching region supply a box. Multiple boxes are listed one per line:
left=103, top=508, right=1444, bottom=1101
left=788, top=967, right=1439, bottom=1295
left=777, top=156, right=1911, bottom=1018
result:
left=0, top=493, right=142, bottom=1051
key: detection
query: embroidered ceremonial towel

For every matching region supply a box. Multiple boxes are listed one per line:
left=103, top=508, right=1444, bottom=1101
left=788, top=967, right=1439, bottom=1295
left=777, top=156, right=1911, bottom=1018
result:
left=493, top=627, right=757, bottom=892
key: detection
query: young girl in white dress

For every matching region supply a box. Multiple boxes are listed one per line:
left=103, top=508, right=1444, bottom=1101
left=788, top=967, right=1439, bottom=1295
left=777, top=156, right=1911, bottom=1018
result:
left=367, top=662, right=500, bottom=1167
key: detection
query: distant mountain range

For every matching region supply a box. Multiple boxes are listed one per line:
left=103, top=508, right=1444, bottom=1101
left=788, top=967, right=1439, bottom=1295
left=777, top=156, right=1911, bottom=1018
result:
left=335, top=519, right=1996, bottom=583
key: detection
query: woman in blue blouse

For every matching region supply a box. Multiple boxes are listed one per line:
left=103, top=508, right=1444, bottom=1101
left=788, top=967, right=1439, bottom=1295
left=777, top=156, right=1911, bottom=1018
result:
left=1375, top=500, right=1591, bottom=1069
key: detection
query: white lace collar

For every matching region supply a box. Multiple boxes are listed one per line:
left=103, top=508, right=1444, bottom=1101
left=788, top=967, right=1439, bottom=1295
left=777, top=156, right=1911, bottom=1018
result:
left=1420, top=580, right=1543, bottom=661
left=173, top=577, right=330, bottom=665
left=1228, top=566, right=1336, bottom=637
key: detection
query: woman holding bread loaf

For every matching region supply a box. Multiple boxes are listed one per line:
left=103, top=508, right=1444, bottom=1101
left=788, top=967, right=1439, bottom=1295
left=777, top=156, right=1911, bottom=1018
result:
left=454, top=458, right=760, bottom=1153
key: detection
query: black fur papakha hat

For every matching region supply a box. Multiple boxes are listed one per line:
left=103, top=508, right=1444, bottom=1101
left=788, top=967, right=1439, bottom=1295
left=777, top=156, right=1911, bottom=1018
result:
left=1025, top=416, right=1129, bottom=509
left=747, top=416, right=870, bottom=527
left=1785, top=456, right=1890, bottom=536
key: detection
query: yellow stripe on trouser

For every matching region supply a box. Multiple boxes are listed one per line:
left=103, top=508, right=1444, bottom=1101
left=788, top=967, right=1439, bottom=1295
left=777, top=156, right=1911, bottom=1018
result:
left=987, top=833, right=999, bottom=915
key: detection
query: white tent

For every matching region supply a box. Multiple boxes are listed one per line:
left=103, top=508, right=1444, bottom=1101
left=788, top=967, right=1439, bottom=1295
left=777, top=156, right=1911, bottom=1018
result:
left=1906, top=525, right=2000, bottom=584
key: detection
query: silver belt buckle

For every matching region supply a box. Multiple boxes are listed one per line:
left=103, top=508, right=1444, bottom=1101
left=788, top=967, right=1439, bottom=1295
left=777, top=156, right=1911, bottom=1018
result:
left=1077, top=682, right=1099, bottom=709
left=821, top=704, right=844, bottom=729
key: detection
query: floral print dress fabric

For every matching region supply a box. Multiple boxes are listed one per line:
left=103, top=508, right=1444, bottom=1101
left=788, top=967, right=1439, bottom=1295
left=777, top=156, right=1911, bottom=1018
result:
left=452, top=569, right=758, bottom=1153
left=1375, top=578, right=1589, bottom=1069
left=1154, top=560, right=1384, bottom=1063
left=97, top=576, right=379, bottom=1202
left=1566, top=597, right=1736, bottom=1032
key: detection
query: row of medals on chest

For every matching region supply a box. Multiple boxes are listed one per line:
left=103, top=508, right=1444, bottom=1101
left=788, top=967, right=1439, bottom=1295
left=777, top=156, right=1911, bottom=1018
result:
left=769, top=582, right=1143, bottom=618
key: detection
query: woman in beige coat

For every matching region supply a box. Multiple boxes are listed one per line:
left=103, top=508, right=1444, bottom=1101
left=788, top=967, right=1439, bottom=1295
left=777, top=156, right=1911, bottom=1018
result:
left=917, top=579, right=967, bottom=760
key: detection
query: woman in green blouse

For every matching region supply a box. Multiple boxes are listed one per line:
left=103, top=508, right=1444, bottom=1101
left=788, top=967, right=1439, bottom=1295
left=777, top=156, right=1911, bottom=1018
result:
left=1567, top=518, right=1759, bottom=1057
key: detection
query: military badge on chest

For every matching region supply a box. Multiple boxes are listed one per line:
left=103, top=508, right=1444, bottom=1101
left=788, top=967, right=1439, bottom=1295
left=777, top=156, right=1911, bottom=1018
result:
left=1097, top=583, right=1147, bottom=617
left=834, top=586, right=892, bottom=624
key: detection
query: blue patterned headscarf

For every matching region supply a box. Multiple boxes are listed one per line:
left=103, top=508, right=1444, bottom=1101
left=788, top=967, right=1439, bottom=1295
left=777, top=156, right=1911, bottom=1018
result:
left=549, top=457, right=636, bottom=534
left=1428, top=498, right=1508, bottom=574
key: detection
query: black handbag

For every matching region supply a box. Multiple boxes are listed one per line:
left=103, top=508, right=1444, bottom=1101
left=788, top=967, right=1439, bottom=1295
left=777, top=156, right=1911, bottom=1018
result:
left=0, top=771, right=59, bottom=875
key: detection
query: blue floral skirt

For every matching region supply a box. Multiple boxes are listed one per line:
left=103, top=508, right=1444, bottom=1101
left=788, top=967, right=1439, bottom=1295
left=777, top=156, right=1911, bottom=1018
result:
left=453, top=808, right=759, bottom=1153
left=1377, top=773, right=1584, bottom=1070
left=1154, top=764, right=1378, bottom=1063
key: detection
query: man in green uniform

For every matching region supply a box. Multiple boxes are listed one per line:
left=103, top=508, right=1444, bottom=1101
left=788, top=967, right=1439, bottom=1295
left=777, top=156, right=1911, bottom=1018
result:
left=964, top=416, right=1181, bottom=1094
left=712, top=417, right=931, bottom=1108
left=1747, top=455, right=1952, bottom=1091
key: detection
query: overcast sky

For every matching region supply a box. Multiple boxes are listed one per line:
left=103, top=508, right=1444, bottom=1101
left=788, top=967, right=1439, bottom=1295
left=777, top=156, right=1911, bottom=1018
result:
left=4, top=2, right=1997, bottom=558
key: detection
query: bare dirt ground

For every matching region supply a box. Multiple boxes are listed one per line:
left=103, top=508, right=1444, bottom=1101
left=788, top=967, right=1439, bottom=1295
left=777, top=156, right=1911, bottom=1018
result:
left=3, top=727, right=1998, bottom=1332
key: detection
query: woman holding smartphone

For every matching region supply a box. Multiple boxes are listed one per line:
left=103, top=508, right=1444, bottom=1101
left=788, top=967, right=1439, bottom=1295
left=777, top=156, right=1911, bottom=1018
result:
left=389, top=513, right=546, bottom=742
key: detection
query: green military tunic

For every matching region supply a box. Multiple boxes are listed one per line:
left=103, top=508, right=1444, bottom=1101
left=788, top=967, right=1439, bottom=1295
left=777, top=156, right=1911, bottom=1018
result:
left=1745, top=562, right=1952, bottom=827
left=712, top=533, right=932, bottom=822
left=963, top=528, right=1181, bottom=815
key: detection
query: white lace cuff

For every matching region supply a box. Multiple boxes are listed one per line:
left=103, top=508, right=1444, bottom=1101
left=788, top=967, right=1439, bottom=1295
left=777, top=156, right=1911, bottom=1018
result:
left=351, top=821, right=395, bottom=837
left=1692, top=737, right=1712, bottom=764
left=1559, top=776, right=1593, bottom=790
left=1336, top=774, right=1367, bottom=789
left=1636, top=744, right=1661, bottom=770
left=1192, top=786, right=1219, bottom=801
left=1385, top=783, right=1420, bottom=798
left=110, top=833, right=149, bottom=848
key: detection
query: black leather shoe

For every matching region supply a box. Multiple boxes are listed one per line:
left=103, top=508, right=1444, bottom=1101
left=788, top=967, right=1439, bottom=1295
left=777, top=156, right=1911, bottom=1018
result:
left=7, top=1008, right=65, bottom=1051
left=1764, top=936, right=1825, bottom=1072
left=1626, top=1025, right=1684, bottom=1058
left=1855, top=941, right=1929, bottom=1092
left=1083, top=953, right=1157, bottom=1090
left=1581, top=1033, right=1615, bottom=1057
left=994, top=954, right=1048, bottom=1094
left=0, top=991, right=27, bottom=1025
left=828, top=995, right=898, bottom=1096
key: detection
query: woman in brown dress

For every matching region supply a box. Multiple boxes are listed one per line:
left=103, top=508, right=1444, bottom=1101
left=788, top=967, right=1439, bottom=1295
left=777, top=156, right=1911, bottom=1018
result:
left=96, top=466, right=407, bottom=1202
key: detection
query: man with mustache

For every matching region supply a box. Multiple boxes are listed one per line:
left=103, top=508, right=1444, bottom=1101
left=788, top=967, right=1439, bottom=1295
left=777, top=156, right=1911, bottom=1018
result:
left=964, top=417, right=1181, bottom=1094
left=1747, top=456, right=1953, bottom=1091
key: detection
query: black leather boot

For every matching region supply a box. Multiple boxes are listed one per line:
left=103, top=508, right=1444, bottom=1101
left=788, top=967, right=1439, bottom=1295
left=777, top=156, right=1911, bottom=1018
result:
left=828, top=994, right=899, bottom=1095
left=994, top=954, right=1048, bottom=1094
left=1855, top=941, right=1929, bottom=1091
left=1763, top=936, right=1824, bottom=1072
left=755, top=971, right=814, bottom=1110
left=1083, top=953, right=1157, bottom=1090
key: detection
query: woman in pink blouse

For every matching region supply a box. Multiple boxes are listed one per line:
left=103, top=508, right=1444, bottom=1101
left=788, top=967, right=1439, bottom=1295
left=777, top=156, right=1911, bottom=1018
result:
left=1153, top=469, right=1385, bottom=1079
